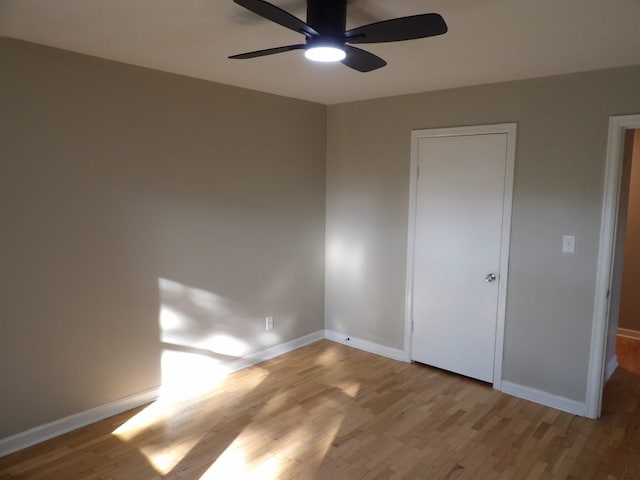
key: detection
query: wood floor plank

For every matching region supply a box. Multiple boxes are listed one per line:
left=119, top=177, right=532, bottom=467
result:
left=2, top=338, right=640, bottom=479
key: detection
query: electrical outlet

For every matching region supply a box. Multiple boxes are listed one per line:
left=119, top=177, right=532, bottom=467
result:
left=265, top=316, right=274, bottom=331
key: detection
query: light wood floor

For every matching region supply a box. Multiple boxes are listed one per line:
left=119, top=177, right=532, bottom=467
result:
left=2, top=338, right=640, bottom=479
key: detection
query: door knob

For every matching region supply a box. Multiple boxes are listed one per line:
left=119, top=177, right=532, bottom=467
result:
left=485, top=273, right=497, bottom=282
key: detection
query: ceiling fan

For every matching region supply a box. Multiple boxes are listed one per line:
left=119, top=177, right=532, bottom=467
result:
left=229, top=0, right=447, bottom=72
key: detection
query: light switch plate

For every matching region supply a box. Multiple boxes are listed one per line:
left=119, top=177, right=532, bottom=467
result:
left=562, top=235, right=575, bottom=254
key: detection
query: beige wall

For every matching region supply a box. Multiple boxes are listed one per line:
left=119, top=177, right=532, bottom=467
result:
left=0, top=39, right=327, bottom=439
left=619, top=130, right=640, bottom=331
left=326, top=66, right=640, bottom=402
left=4, top=36, right=640, bottom=440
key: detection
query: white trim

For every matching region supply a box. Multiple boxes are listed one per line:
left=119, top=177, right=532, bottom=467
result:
left=0, top=330, right=325, bottom=457
left=324, top=329, right=406, bottom=361
left=586, top=114, right=640, bottom=419
left=405, top=123, right=517, bottom=389
left=618, top=328, right=640, bottom=340
left=501, top=381, right=586, bottom=416
left=220, top=330, right=325, bottom=374
left=404, top=133, right=420, bottom=362
left=604, top=355, right=619, bottom=382
left=0, top=386, right=160, bottom=457
left=494, top=125, right=517, bottom=390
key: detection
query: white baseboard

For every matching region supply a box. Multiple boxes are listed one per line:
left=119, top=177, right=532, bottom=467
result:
left=0, top=386, right=160, bottom=458
left=324, top=331, right=590, bottom=417
left=324, top=329, right=406, bottom=361
left=0, top=330, right=325, bottom=458
left=604, top=355, right=619, bottom=382
left=618, top=328, right=640, bottom=340
left=500, top=381, right=586, bottom=416
left=221, top=330, right=325, bottom=374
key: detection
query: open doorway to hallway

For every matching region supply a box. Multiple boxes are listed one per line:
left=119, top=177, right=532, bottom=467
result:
left=603, top=128, right=640, bottom=415
left=612, top=129, right=640, bottom=341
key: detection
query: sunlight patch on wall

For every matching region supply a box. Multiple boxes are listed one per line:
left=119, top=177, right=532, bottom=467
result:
left=159, top=278, right=232, bottom=317
left=160, top=349, right=230, bottom=401
left=160, top=305, right=187, bottom=332
left=159, top=277, right=252, bottom=358
left=327, top=238, right=364, bottom=280
left=157, top=277, right=258, bottom=401
left=196, top=333, right=250, bottom=357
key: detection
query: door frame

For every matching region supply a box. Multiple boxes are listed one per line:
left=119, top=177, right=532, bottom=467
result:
left=404, top=123, right=517, bottom=389
left=586, top=114, right=640, bottom=418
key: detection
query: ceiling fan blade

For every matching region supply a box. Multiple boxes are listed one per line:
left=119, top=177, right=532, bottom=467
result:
left=233, top=0, right=318, bottom=37
left=345, top=13, right=447, bottom=44
left=341, top=45, right=386, bottom=72
left=229, top=44, right=306, bottom=59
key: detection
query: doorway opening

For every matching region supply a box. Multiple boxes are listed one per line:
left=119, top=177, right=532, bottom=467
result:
left=609, top=128, right=640, bottom=360
left=602, top=128, right=640, bottom=413
left=587, top=114, right=640, bottom=419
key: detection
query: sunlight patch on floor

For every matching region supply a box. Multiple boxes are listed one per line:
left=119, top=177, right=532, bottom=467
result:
left=198, top=395, right=349, bottom=479
left=112, top=359, right=272, bottom=476
left=268, top=403, right=347, bottom=473
left=112, top=401, right=175, bottom=441
left=140, top=436, right=202, bottom=475
left=256, top=390, right=293, bottom=418
left=336, top=379, right=361, bottom=397
left=316, top=345, right=340, bottom=366
left=198, top=442, right=282, bottom=480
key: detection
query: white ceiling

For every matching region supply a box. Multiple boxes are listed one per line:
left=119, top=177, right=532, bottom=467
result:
left=1, top=0, right=640, bottom=105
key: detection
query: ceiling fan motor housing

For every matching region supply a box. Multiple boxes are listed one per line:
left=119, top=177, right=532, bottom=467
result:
left=306, top=0, right=347, bottom=40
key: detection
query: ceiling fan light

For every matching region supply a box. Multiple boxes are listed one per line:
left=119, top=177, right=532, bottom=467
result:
left=304, top=46, right=346, bottom=62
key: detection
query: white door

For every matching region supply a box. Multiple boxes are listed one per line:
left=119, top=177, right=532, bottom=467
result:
left=410, top=128, right=513, bottom=383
